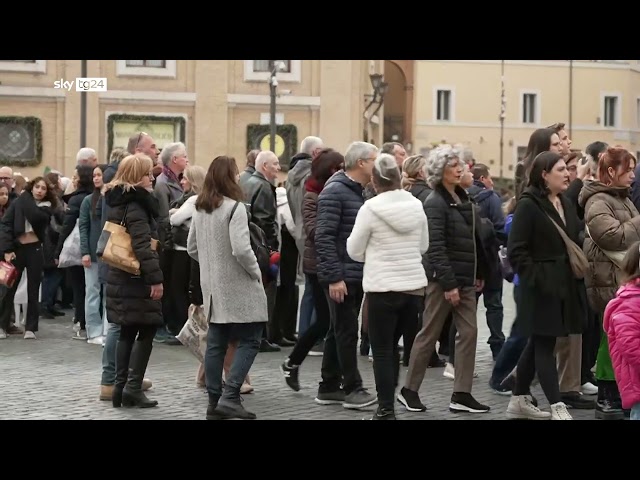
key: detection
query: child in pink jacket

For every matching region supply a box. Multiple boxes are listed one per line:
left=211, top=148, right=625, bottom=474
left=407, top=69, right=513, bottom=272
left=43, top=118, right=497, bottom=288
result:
left=603, top=241, right=640, bottom=420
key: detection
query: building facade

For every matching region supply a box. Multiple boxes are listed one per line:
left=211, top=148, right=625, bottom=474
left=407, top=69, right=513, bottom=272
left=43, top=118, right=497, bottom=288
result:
left=409, top=60, right=640, bottom=180
left=0, top=60, right=384, bottom=179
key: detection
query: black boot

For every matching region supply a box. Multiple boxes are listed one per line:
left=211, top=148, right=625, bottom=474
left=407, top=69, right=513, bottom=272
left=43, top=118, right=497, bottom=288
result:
left=113, top=339, right=134, bottom=408
left=206, top=395, right=225, bottom=420
left=122, top=339, right=158, bottom=408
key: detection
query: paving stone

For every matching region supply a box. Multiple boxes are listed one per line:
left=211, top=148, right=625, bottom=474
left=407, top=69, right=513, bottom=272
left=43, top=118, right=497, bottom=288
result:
left=0, top=282, right=597, bottom=420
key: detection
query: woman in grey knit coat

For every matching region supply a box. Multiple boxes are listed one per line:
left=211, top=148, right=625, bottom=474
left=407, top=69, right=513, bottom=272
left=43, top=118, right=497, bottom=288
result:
left=187, top=155, right=267, bottom=420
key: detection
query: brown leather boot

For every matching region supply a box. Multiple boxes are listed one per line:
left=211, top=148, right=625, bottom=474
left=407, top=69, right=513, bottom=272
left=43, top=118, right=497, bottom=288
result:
left=100, top=385, right=114, bottom=401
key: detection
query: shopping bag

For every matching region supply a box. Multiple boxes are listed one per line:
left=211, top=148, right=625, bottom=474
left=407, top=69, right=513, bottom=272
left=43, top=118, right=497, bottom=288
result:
left=58, top=222, right=83, bottom=268
left=177, top=304, right=208, bottom=363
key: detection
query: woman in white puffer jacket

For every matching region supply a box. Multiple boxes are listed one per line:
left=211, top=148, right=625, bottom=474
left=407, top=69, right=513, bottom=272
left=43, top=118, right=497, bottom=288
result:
left=347, top=153, right=429, bottom=420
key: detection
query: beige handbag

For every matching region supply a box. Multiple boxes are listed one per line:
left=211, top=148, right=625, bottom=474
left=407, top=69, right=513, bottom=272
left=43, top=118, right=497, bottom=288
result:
left=96, top=204, right=158, bottom=276
left=546, top=214, right=589, bottom=279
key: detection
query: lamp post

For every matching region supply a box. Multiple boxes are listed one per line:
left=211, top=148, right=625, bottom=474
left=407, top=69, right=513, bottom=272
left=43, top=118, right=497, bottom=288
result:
left=499, top=60, right=506, bottom=179
left=363, top=72, right=389, bottom=142
left=569, top=59, right=573, bottom=138
left=267, top=60, right=288, bottom=154
left=80, top=59, right=87, bottom=148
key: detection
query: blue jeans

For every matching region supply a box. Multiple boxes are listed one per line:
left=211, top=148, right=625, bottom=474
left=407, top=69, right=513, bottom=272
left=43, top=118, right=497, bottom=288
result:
left=477, top=285, right=505, bottom=358
left=298, top=275, right=317, bottom=336
left=205, top=322, right=263, bottom=401
left=84, top=264, right=104, bottom=339
left=631, top=403, right=640, bottom=421
left=101, top=320, right=121, bottom=385
left=490, top=285, right=527, bottom=388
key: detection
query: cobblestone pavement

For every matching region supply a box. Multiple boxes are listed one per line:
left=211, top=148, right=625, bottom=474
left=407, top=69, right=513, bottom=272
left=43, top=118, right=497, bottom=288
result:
left=0, top=282, right=597, bottom=420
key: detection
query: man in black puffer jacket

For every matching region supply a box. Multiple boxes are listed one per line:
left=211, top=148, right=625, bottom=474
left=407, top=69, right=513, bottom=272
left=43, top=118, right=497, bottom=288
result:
left=314, top=141, right=378, bottom=410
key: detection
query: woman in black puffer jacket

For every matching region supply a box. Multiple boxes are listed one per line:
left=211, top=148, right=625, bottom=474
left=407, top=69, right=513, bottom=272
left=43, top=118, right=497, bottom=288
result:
left=401, top=154, right=448, bottom=368
left=103, top=153, right=164, bottom=408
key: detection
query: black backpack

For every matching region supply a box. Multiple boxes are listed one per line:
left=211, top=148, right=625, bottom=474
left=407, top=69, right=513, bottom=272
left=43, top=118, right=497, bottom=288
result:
left=228, top=201, right=271, bottom=276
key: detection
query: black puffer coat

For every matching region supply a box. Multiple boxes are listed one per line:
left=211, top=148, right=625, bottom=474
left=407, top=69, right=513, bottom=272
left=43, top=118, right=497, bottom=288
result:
left=315, top=171, right=364, bottom=286
left=423, top=184, right=488, bottom=291
left=104, top=186, right=163, bottom=327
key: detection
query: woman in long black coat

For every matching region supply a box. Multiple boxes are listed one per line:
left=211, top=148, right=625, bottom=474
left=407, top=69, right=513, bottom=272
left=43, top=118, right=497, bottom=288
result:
left=103, top=153, right=164, bottom=408
left=507, top=151, right=586, bottom=420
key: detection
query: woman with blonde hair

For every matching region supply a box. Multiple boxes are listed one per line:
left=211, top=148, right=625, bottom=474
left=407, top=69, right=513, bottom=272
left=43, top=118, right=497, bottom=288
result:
left=167, top=165, right=207, bottom=341
left=402, top=154, right=432, bottom=202
left=104, top=153, right=164, bottom=408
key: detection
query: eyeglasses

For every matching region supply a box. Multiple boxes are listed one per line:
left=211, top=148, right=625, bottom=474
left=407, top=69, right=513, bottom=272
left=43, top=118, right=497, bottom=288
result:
left=135, top=132, right=148, bottom=149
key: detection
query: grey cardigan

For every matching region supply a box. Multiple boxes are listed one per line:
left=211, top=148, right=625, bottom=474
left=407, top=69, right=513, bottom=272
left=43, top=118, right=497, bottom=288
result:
left=187, top=197, right=268, bottom=325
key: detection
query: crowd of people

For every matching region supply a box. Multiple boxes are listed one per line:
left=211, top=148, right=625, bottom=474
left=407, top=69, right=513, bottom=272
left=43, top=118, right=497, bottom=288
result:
left=1, top=125, right=640, bottom=422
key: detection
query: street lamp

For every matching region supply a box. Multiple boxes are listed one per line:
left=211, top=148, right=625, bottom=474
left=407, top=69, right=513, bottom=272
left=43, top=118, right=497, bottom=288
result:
left=499, top=60, right=506, bottom=179
left=268, top=60, right=287, bottom=154
left=363, top=72, right=389, bottom=142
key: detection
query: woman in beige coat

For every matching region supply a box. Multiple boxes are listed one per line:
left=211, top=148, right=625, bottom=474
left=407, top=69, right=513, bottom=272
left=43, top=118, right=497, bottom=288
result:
left=579, top=147, right=640, bottom=420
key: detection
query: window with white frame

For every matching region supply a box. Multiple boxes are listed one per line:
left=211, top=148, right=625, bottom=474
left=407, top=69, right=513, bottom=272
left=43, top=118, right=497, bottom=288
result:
left=522, top=93, right=537, bottom=124
left=116, top=60, right=177, bottom=78
left=252, top=60, right=291, bottom=73
left=126, top=60, right=167, bottom=68
left=436, top=89, right=452, bottom=121
left=243, top=60, right=301, bottom=83
left=603, top=95, right=619, bottom=127
left=0, top=60, right=46, bottom=73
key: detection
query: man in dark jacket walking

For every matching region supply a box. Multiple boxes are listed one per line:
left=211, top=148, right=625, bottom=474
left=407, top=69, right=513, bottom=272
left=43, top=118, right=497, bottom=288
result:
left=242, top=150, right=282, bottom=352
left=314, top=141, right=378, bottom=410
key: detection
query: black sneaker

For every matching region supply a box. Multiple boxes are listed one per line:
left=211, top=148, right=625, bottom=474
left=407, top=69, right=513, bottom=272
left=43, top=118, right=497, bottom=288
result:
left=280, top=360, right=300, bottom=392
left=315, top=389, right=346, bottom=405
left=561, top=392, right=596, bottom=409
left=396, top=387, right=427, bottom=412
left=368, top=407, right=396, bottom=420
left=449, top=392, right=490, bottom=413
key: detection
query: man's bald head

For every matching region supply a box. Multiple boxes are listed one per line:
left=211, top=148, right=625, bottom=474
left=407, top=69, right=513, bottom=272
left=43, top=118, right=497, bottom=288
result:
left=255, top=150, right=281, bottom=181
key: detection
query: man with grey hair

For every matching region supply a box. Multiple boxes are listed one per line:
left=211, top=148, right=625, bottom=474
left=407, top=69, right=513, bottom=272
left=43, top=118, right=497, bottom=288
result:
left=314, top=141, right=378, bottom=409
left=287, top=136, right=323, bottom=338
left=77, top=147, right=98, bottom=167
left=242, top=150, right=282, bottom=351
left=153, top=141, right=188, bottom=343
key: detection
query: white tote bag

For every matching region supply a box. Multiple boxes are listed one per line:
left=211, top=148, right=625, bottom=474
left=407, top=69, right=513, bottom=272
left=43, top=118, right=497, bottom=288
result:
left=58, top=221, right=83, bottom=268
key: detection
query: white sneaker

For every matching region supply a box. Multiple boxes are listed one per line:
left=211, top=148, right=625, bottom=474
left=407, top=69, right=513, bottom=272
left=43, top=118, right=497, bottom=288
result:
left=0, top=328, right=6, bottom=339
left=443, top=363, right=478, bottom=380
left=581, top=382, right=598, bottom=395
left=506, top=395, right=551, bottom=420
left=87, top=336, right=105, bottom=345
left=550, top=402, right=573, bottom=420
left=24, top=331, right=36, bottom=340
left=443, top=363, right=455, bottom=380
